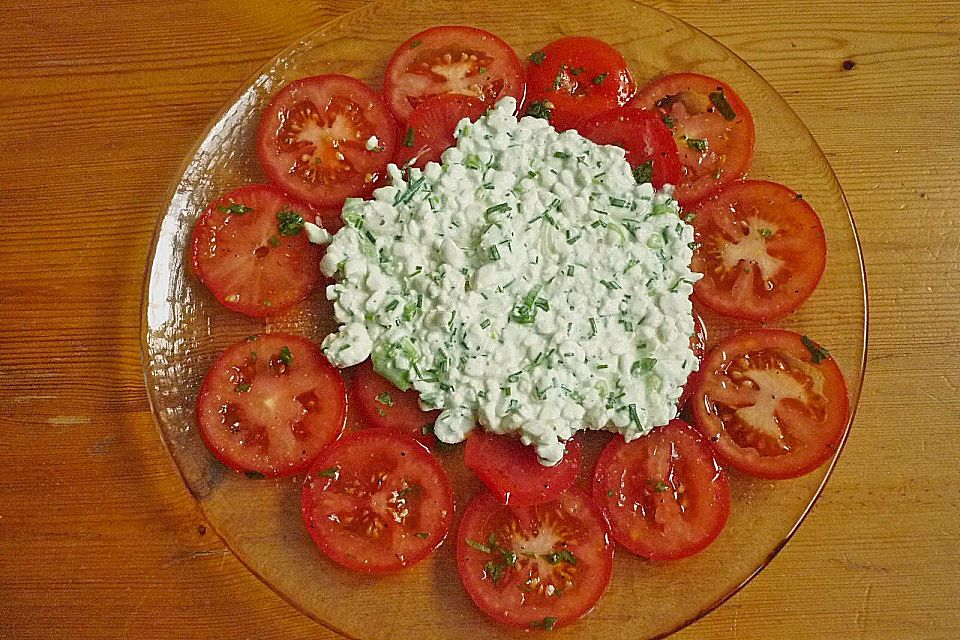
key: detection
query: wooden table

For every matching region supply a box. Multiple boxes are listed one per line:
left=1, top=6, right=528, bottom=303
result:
left=2, top=1, right=957, bottom=638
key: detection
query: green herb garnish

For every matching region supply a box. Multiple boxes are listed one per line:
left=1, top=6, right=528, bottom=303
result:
left=277, top=208, right=305, bottom=236
left=528, top=50, right=546, bottom=65
left=527, top=99, right=553, bottom=120
left=633, top=159, right=654, bottom=184
left=802, top=335, right=830, bottom=364
left=591, top=72, right=607, bottom=85
left=709, top=88, right=737, bottom=120
left=218, top=202, right=253, bottom=215
left=278, top=346, right=293, bottom=366
left=686, top=137, right=708, bottom=151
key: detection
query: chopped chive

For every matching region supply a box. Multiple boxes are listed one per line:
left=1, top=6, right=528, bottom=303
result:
left=633, top=159, right=654, bottom=184
left=485, top=202, right=510, bottom=215
left=624, top=258, right=640, bottom=273
left=218, top=202, right=253, bottom=215
left=801, top=335, right=830, bottom=364
left=467, top=539, right=491, bottom=553
left=528, top=50, right=546, bottom=65
left=278, top=346, right=293, bottom=366
left=609, top=197, right=628, bottom=208
left=401, top=127, right=415, bottom=148
left=589, top=318, right=597, bottom=337
left=600, top=279, right=621, bottom=290
left=591, top=72, right=607, bottom=85
left=317, top=467, right=338, bottom=479
left=480, top=319, right=491, bottom=329
left=553, top=151, right=571, bottom=159
left=709, top=88, right=737, bottom=120
left=686, top=137, right=708, bottom=151
left=627, top=403, right=641, bottom=427
left=662, top=115, right=676, bottom=128
left=409, top=39, right=422, bottom=48
left=526, top=99, right=553, bottom=120
left=384, top=299, right=399, bottom=313
left=489, top=245, right=501, bottom=261
left=567, top=265, right=574, bottom=276
left=465, top=154, right=482, bottom=170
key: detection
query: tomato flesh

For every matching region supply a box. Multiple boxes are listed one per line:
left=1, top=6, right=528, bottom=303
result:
left=190, top=184, right=324, bottom=318
left=691, top=329, right=850, bottom=479
left=592, top=420, right=729, bottom=560
left=465, top=431, right=581, bottom=507
left=383, top=26, right=525, bottom=123
left=351, top=360, right=440, bottom=445
left=525, top=37, right=634, bottom=132
left=393, top=94, right=487, bottom=168
left=196, top=334, right=347, bottom=478
left=633, top=73, right=755, bottom=206
left=301, top=429, right=453, bottom=573
left=456, top=488, right=612, bottom=630
left=256, top=74, right=398, bottom=208
left=691, top=179, right=827, bottom=322
left=577, top=107, right=682, bottom=190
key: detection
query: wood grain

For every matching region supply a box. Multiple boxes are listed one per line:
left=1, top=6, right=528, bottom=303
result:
left=0, top=1, right=957, bottom=639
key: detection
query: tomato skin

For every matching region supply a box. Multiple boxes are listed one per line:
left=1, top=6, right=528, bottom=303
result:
left=691, top=329, right=850, bottom=480
left=301, top=428, right=454, bottom=574
left=592, top=420, right=729, bottom=560
left=525, top=37, right=634, bottom=132
left=383, top=26, right=525, bottom=123
left=690, top=179, right=827, bottom=322
left=677, top=310, right=707, bottom=409
left=196, top=333, right=347, bottom=478
left=190, top=184, right=324, bottom=318
left=351, top=360, right=440, bottom=445
left=464, top=431, right=581, bottom=507
left=256, top=74, right=398, bottom=208
left=576, top=107, right=682, bottom=190
left=393, top=94, right=487, bottom=169
left=632, top=73, right=755, bottom=206
left=456, top=488, right=613, bottom=630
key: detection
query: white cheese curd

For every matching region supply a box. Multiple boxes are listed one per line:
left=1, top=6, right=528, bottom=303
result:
left=320, top=97, right=701, bottom=464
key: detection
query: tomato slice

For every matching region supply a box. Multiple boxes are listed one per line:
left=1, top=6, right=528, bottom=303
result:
left=592, top=420, right=729, bottom=560
left=677, top=311, right=707, bottom=409
left=690, top=179, right=827, bottom=322
left=632, top=73, right=755, bottom=206
left=301, top=429, right=453, bottom=573
left=577, top=107, right=682, bottom=190
left=691, top=329, right=850, bottom=479
left=456, top=488, right=612, bottom=630
left=196, top=333, right=347, bottom=478
left=525, top=37, right=634, bottom=132
left=256, top=74, right=398, bottom=208
left=351, top=360, right=440, bottom=445
left=190, top=184, right=324, bottom=318
left=464, top=432, right=581, bottom=507
left=383, top=26, right=525, bottom=123
left=393, top=94, right=487, bottom=169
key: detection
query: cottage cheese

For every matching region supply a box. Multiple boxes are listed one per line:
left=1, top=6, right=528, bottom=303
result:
left=320, top=97, right=700, bottom=464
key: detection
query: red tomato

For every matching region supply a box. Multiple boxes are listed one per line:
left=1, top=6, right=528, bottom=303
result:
left=691, top=329, right=850, bottom=479
left=190, top=184, right=324, bottom=318
left=383, top=26, right=525, bottom=123
left=196, top=334, right=347, bottom=478
left=577, top=107, right=682, bottom=190
left=256, top=74, right=398, bottom=208
left=690, top=180, right=827, bottom=322
left=393, top=94, right=488, bottom=168
left=592, top=420, right=729, bottom=560
left=677, top=311, right=707, bottom=409
left=301, top=429, right=454, bottom=573
left=525, top=37, right=634, bottom=132
left=633, top=73, right=755, bottom=206
left=456, top=489, right=613, bottom=630
left=464, top=432, right=581, bottom=507
left=351, top=360, right=440, bottom=444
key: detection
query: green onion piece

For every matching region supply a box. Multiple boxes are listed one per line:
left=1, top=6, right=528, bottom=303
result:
left=401, top=127, right=415, bottom=148
left=709, top=88, right=737, bottom=120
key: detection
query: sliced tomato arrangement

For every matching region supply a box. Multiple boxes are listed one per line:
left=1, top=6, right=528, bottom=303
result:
left=593, top=420, right=729, bottom=560
left=677, top=311, right=707, bottom=409
left=383, top=26, right=525, bottom=123
left=256, top=74, right=398, bottom=208
left=301, top=428, right=453, bottom=573
left=351, top=359, right=440, bottom=445
left=190, top=184, right=324, bottom=318
left=633, top=73, right=755, bottom=206
left=691, top=329, right=849, bottom=479
left=393, top=94, right=488, bottom=168
left=691, top=179, right=827, bottom=322
left=577, top=107, right=682, bottom=190
left=465, top=432, right=581, bottom=507
left=456, top=488, right=613, bottom=630
left=185, top=25, right=853, bottom=633
left=196, top=333, right=347, bottom=478
left=525, top=36, right=634, bottom=132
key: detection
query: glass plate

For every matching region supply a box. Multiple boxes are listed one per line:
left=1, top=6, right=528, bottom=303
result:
left=141, top=0, right=867, bottom=637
